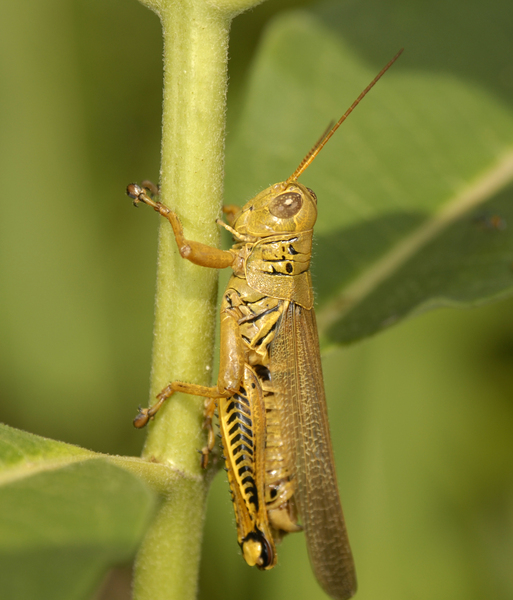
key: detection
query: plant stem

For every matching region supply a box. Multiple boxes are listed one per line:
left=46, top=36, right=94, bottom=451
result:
left=141, top=0, right=230, bottom=474
left=133, top=2, right=229, bottom=598
left=131, top=0, right=264, bottom=598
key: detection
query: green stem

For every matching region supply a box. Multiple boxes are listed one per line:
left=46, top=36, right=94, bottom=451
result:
left=142, top=0, right=230, bottom=474
left=131, top=0, right=265, bottom=598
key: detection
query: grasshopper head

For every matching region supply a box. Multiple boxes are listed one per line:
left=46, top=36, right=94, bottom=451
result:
left=233, top=181, right=317, bottom=238
left=231, top=50, right=404, bottom=240
left=231, top=49, right=404, bottom=241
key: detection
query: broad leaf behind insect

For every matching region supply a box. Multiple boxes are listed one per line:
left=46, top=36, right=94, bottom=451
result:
left=225, top=6, right=513, bottom=347
left=0, top=424, right=157, bottom=600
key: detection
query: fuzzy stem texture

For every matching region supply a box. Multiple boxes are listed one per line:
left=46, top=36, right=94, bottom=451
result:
left=131, top=0, right=265, bottom=598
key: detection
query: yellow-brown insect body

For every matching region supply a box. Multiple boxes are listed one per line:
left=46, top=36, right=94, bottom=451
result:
left=128, top=177, right=357, bottom=598
left=214, top=179, right=357, bottom=598
left=127, top=175, right=356, bottom=600
left=217, top=180, right=317, bottom=568
left=129, top=48, right=403, bottom=600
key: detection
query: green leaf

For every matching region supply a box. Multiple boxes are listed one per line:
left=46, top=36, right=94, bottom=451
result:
left=225, top=4, right=513, bottom=345
left=0, top=425, right=156, bottom=600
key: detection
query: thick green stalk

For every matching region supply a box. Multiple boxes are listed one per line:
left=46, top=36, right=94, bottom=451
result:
left=142, top=0, right=230, bottom=474
left=131, top=0, right=265, bottom=598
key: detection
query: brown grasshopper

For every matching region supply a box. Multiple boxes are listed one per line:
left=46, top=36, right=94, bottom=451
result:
left=128, top=49, right=403, bottom=600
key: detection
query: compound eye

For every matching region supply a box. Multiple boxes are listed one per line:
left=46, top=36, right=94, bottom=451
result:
left=306, top=188, right=317, bottom=203
left=269, top=192, right=303, bottom=218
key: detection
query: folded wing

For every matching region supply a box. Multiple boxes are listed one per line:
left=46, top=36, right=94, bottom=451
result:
left=270, top=303, right=356, bottom=600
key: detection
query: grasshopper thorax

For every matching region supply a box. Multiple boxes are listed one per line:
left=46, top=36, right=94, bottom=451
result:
left=233, top=181, right=317, bottom=238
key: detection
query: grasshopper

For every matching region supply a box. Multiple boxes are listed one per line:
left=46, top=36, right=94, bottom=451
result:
left=128, top=49, right=403, bottom=600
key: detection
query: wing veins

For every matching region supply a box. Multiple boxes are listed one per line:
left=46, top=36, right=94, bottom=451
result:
left=271, top=304, right=356, bottom=600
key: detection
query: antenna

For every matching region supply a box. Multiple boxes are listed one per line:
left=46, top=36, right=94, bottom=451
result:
left=287, top=48, right=404, bottom=183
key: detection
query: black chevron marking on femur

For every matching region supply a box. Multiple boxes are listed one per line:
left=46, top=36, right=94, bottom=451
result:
left=227, top=401, right=251, bottom=416
left=235, top=453, right=251, bottom=466
left=228, top=421, right=253, bottom=439
left=230, top=433, right=253, bottom=448
left=233, top=394, right=250, bottom=407
left=232, top=442, right=253, bottom=457
left=244, top=482, right=257, bottom=495
left=227, top=411, right=253, bottom=428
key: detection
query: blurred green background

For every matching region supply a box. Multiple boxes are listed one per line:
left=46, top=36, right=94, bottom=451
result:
left=1, top=1, right=513, bottom=600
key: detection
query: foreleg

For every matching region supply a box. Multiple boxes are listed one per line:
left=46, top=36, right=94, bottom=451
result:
left=127, top=183, right=235, bottom=270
